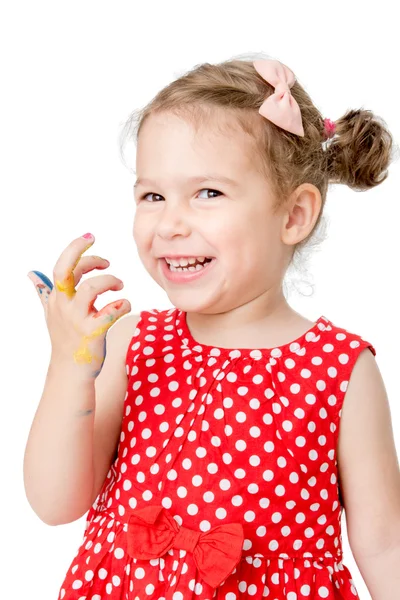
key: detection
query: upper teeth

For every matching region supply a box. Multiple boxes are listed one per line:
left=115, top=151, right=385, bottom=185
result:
left=165, top=256, right=210, bottom=267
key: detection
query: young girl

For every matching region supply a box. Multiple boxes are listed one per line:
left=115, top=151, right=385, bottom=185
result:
left=24, top=55, right=400, bottom=599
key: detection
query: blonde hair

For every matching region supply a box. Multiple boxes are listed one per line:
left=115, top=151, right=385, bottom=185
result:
left=119, top=52, right=398, bottom=287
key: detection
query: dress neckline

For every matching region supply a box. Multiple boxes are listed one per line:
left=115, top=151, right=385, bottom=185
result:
left=176, top=310, right=330, bottom=358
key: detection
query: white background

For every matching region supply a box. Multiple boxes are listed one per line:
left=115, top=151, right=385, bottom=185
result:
left=1, top=1, right=399, bottom=598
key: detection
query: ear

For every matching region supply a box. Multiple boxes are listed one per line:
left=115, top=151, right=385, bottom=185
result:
left=280, top=183, right=322, bottom=246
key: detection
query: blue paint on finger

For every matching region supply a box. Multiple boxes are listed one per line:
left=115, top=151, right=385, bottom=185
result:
left=32, top=270, right=54, bottom=290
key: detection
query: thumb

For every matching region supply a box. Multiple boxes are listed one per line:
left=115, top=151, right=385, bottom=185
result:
left=27, top=270, right=54, bottom=307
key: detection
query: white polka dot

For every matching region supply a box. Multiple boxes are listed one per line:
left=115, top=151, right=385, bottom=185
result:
left=203, top=491, right=214, bottom=502
left=248, top=483, right=259, bottom=493
left=236, top=411, right=247, bottom=422
left=295, top=436, right=306, bottom=447
left=234, top=468, right=246, bottom=479
left=256, top=525, right=266, bottom=536
left=244, top=511, right=255, bottom=522
left=262, top=470, right=274, bottom=482
left=248, top=584, right=257, bottom=595
left=285, top=358, right=296, bottom=369
left=196, top=447, right=207, bottom=458
left=235, top=439, right=247, bottom=451
left=339, top=352, right=350, bottom=364
left=192, top=475, right=202, bottom=486
left=220, top=479, right=231, bottom=490
left=249, top=426, right=261, bottom=437
left=214, top=408, right=224, bottom=419
left=145, top=583, right=155, bottom=594
left=134, top=567, right=145, bottom=579
left=232, top=495, right=243, bottom=506
left=249, top=455, right=260, bottom=467
left=264, top=441, right=274, bottom=452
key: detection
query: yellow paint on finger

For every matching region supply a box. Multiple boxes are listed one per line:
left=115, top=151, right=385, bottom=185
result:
left=55, top=241, right=93, bottom=299
left=55, top=271, right=76, bottom=298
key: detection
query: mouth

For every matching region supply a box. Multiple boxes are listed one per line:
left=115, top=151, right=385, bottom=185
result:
left=160, top=256, right=217, bottom=282
left=163, top=257, right=214, bottom=271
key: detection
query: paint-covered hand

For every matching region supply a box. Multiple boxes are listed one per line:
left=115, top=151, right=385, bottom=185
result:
left=27, top=234, right=131, bottom=378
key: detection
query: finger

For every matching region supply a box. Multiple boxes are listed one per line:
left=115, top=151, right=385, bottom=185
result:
left=91, top=298, right=132, bottom=332
left=53, top=234, right=95, bottom=301
left=71, top=255, right=110, bottom=287
left=27, top=270, right=54, bottom=309
left=73, top=274, right=126, bottom=319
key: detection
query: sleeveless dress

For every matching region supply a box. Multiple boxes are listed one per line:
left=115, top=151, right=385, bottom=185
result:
left=57, top=307, right=376, bottom=600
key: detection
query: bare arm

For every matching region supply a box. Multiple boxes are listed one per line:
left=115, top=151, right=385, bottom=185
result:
left=337, top=348, right=400, bottom=598
left=23, top=311, right=139, bottom=526
left=23, top=359, right=97, bottom=525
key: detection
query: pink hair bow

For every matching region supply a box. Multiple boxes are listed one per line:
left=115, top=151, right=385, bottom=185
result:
left=253, top=59, right=304, bottom=137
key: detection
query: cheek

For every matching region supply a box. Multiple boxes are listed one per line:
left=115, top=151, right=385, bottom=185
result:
left=133, top=216, right=148, bottom=244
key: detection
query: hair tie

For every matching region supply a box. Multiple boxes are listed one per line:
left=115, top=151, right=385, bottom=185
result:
left=322, top=118, right=337, bottom=152
left=323, top=118, right=336, bottom=140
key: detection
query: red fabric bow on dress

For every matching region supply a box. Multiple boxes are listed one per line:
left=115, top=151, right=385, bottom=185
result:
left=126, top=505, right=244, bottom=588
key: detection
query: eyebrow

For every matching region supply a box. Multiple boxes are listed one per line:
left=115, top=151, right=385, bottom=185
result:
left=133, top=174, right=240, bottom=189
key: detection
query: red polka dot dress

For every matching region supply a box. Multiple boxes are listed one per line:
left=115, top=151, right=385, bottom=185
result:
left=58, top=307, right=376, bottom=600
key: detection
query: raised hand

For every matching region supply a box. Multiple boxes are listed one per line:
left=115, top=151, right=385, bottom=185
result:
left=27, top=233, right=131, bottom=378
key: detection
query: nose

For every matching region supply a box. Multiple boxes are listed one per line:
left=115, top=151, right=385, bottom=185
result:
left=156, top=200, right=192, bottom=239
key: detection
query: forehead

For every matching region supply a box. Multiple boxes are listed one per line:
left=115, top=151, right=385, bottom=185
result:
left=136, top=110, right=259, bottom=176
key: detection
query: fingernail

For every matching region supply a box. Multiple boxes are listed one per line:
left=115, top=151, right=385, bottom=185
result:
left=82, top=233, right=93, bottom=239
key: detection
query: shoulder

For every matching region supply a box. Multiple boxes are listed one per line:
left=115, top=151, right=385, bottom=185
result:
left=337, top=344, right=381, bottom=434
left=318, top=317, right=377, bottom=388
left=318, top=316, right=377, bottom=412
left=105, top=312, right=142, bottom=360
left=322, top=316, right=376, bottom=354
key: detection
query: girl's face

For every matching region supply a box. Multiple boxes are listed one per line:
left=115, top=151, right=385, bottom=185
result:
left=133, top=111, right=289, bottom=314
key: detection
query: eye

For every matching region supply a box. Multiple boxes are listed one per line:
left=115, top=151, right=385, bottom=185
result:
left=139, top=189, right=222, bottom=202
left=140, top=192, right=163, bottom=203
left=197, top=188, right=222, bottom=199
